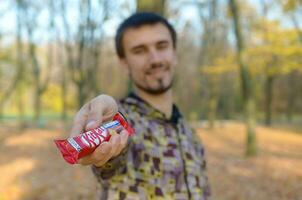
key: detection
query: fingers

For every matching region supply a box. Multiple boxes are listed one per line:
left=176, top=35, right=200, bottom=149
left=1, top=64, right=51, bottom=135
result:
left=70, top=94, right=125, bottom=167
left=85, top=95, right=118, bottom=131
left=70, top=103, right=89, bottom=137
left=78, top=142, right=112, bottom=166
left=78, top=130, right=129, bottom=167
left=92, top=134, right=121, bottom=167
left=110, top=133, right=122, bottom=157
left=116, top=130, right=129, bottom=155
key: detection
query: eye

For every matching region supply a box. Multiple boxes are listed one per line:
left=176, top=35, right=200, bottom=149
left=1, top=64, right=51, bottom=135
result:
left=132, top=47, right=145, bottom=55
left=157, top=42, right=169, bottom=50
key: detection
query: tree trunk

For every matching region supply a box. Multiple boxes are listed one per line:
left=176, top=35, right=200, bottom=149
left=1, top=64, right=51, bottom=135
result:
left=264, top=75, right=274, bottom=125
left=287, top=14, right=302, bottom=122
left=208, top=92, right=218, bottom=129
left=262, top=1, right=274, bottom=126
left=78, top=82, right=86, bottom=109
left=0, top=105, right=3, bottom=121
left=286, top=72, right=296, bottom=122
left=246, top=97, right=257, bottom=155
left=61, top=63, right=68, bottom=121
left=24, top=1, right=53, bottom=126
left=61, top=0, right=101, bottom=108
left=207, top=0, right=219, bottom=129
left=196, top=0, right=220, bottom=128
left=0, top=0, right=25, bottom=117
left=34, top=87, right=41, bottom=123
left=16, top=86, right=26, bottom=130
left=229, top=0, right=257, bottom=156
left=137, top=0, right=166, bottom=16
left=56, top=32, right=68, bottom=121
left=29, top=40, right=42, bottom=123
left=16, top=1, right=25, bottom=128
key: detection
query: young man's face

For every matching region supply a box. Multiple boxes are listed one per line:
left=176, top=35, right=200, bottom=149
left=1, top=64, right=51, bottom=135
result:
left=120, top=23, right=177, bottom=95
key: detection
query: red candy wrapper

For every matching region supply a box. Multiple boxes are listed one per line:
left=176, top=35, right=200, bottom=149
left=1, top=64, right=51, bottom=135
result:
left=54, top=112, right=134, bottom=164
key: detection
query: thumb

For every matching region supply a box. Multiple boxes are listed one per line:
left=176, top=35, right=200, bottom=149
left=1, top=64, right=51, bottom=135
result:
left=85, top=94, right=118, bottom=130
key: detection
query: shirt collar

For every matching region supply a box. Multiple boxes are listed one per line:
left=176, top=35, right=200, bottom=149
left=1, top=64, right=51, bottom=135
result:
left=124, top=92, right=182, bottom=123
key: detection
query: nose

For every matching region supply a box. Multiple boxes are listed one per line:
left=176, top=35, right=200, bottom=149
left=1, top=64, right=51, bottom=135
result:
left=148, top=48, right=161, bottom=64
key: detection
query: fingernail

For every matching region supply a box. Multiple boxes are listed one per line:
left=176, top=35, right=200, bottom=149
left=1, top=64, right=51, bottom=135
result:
left=86, top=120, right=96, bottom=129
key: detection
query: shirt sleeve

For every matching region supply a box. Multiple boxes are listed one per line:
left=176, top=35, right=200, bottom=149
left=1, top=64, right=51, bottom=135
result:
left=91, top=103, right=133, bottom=181
left=192, top=129, right=211, bottom=198
left=91, top=137, right=132, bottom=181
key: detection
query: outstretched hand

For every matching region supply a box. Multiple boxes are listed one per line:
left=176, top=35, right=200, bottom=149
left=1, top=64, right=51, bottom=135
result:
left=70, top=94, right=129, bottom=167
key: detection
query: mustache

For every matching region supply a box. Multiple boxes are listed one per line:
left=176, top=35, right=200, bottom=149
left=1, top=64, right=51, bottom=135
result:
left=145, top=63, right=167, bottom=74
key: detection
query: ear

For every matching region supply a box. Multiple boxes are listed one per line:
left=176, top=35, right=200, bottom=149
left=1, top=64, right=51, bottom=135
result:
left=119, top=58, right=130, bottom=75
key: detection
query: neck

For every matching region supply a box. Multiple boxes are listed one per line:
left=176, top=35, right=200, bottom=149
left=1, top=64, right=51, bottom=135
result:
left=134, top=87, right=173, bottom=118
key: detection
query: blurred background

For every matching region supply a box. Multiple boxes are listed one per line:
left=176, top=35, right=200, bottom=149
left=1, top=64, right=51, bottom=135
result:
left=0, top=0, right=301, bottom=199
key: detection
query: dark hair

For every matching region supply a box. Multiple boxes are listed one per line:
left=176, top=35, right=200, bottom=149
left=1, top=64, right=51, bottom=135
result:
left=115, top=12, right=177, bottom=58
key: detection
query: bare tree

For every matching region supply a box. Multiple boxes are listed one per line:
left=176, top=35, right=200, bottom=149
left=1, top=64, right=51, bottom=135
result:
left=261, top=0, right=275, bottom=125
left=24, top=1, right=53, bottom=124
left=229, top=0, right=257, bottom=156
left=204, top=0, right=220, bottom=129
left=55, top=30, right=68, bottom=121
left=288, top=9, right=302, bottom=122
left=60, top=0, right=110, bottom=108
left=0, top=0, right=26, bottom=123
left=196, top=0, right=230, bottom=128
left=280, top=0, right=302, bottom=122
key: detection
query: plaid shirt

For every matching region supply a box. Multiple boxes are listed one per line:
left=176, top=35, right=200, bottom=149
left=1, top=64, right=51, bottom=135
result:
left=92, top=93, right=210, bottom=200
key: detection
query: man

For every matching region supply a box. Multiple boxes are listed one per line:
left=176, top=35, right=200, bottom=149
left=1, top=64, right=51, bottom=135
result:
left=71, top=12, right=210, bottom=199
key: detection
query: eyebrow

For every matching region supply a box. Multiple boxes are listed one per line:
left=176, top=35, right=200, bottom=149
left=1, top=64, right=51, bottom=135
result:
left=131, top=44, right=145, bottom=51
left=157, top=40, right=169, bottom=45
left=130, top=39, right=170, bottom=51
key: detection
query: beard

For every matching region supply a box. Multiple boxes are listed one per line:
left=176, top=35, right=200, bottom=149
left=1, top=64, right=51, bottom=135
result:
left=133, top=76, right=174, bottom=95
left=129, top=70, right=174, bottom=95
left=129, top=62, right=174, bottom=95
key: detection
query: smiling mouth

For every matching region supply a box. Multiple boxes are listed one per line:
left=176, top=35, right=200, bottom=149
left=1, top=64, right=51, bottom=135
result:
left=146, top=66, right=168, bottom=75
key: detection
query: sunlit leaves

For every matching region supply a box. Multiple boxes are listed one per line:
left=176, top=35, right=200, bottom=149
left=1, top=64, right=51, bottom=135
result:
left=247, top=20, right=302, bottom=76
left=282, top=0, right=302, bottom=12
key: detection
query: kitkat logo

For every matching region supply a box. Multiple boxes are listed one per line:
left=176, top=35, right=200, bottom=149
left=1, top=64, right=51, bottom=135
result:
left=81, top=127, right=108, bottom=148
